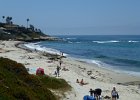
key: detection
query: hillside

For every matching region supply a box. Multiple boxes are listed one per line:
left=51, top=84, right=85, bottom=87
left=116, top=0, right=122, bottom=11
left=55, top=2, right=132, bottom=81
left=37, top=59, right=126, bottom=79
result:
left=0, top=57, right=71, bottom=100
left=0, top=17, right=57, bottom=41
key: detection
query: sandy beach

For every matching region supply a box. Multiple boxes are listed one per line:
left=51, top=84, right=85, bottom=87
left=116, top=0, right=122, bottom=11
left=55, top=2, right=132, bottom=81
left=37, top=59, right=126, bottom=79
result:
left=0, top=41, right=140, bottom=100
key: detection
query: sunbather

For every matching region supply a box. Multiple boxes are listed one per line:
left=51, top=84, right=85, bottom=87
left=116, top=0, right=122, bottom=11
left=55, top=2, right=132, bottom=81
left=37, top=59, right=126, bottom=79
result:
left=76, top=79, right=79, bottom=83
left=80, top=79, right=88, bottom=85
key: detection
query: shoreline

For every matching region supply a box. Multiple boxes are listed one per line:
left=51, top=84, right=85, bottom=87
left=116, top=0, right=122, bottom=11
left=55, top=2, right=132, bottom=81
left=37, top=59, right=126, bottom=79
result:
left=16, top=41, right=140, bottom=84
left=70, top=56, right=140, bottom=78
left=65, top=57, right=140, bottom=84
left=0, top=41, right=140, bottom=100
left=20, top=41, right=140, bottom=78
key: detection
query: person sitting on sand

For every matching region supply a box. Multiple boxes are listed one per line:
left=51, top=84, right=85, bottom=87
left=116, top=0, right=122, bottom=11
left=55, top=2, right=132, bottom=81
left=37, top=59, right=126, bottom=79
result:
left=80, top=79, right=84, bottom=85
left=111, top=87, right=119, bottom=100
left=80, top=79, right=88, bottom=85
left=76, top=79, right=79, bottom=83
left=62, top=66, right=69, bottom=71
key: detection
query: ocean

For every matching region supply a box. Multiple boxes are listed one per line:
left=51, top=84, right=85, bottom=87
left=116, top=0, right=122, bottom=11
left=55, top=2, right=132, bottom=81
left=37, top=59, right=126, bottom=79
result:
left=24, top=35, right=140, bottom=76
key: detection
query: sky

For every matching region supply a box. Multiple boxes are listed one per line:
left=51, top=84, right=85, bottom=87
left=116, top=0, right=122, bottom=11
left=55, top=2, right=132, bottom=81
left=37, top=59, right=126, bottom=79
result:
left=0, top=0, right=140, bottom=35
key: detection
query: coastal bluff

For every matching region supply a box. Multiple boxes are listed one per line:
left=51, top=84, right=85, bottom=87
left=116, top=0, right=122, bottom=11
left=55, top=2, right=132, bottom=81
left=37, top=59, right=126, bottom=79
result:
left=0, top=21, right=58, bottom=42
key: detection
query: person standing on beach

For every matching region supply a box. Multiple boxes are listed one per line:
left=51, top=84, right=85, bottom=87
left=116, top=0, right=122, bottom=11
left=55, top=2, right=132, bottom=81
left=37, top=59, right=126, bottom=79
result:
left=89, top=88, right=94, bottom=96
left=111, top=87, right=119, bottom=100
left=59, top=59, right=62, bottom=67
left=61, top=52, right=63, bottom=56
left=56, top=65, right=61, bottom=77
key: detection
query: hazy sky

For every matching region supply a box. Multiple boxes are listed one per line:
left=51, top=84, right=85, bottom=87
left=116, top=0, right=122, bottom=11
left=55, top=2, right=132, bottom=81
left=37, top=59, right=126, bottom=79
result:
left=0, top=0, right=140, bottom=35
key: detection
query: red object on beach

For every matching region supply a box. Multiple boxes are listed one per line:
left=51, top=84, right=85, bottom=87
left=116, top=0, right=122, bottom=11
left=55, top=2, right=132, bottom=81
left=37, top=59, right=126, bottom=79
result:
left=36, top=68, right=45, bottom=75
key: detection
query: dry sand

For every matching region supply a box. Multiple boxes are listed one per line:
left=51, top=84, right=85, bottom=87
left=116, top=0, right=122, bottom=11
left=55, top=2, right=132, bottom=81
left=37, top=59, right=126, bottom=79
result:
left=0, top=41, right=140, bottom=100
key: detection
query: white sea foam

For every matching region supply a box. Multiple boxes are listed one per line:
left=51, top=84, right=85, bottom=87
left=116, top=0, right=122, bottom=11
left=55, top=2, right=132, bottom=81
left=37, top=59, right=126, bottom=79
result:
left=76, top=42, right=81, bottom=43
left=68, top=41, right=81, bottom=44
left=24, top=43, right=67, bottom=56
left=91, top=61, right=140, bottom=76
left=71, top=57, right=102, bottom=67
left=128, top=40, right=139, bottom=43
left=92, top=40, right=119, bottom=43
left=73, top=57, right=140, bottom=76
left=66, top=38, right=76, bottom=40
left=91, top=60, right=103, bottom=66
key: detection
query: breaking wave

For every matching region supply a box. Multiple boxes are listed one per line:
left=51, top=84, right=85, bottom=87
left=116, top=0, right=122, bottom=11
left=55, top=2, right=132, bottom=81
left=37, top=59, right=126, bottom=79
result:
left=128, top=40, right=139, bottom=43
left=92, top=40, right=120, bottom=43
left=24, top=43, right=67, bottom=56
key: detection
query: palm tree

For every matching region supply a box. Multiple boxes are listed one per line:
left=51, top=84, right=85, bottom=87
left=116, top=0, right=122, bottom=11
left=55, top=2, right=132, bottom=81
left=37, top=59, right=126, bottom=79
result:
left=5, top=16, right=12, bottom=24
left=27, top=18, right=29, bottom=28
left=6, top=16, right=10, bottom=24
left=9, top=17, right=12, bottom=25
left=9, top=17, right=12, bottom=21
left=2, top=16, right=5, bottom=23
left=2, top=16, right=5, bottom=19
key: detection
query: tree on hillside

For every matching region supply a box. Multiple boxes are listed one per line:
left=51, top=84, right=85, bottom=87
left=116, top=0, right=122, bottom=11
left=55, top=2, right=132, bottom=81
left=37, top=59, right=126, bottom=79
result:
left=2, top=16, right=5, bottom=23
left=9, top=17, right=13, bottom=24
left=6, top=16, right=10, bottom=24
left=29, top=24, right=35, bottom=31
left=38, top=29, right=42, bottom=33
left=26, top=18, right=29, bottom=28
left=6, top=16, right=13, bottom=24
left=2, top=16, right=5, bottom=19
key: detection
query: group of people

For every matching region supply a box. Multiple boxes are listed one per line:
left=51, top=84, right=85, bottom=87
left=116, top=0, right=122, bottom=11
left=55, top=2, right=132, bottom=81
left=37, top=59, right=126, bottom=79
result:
left=54, top=52, right=119, bottom=99
left=83, top=88, right=102, bottom=100
left=84, top=87, right=119, bottom=100
left=76, top=79, right=88, bottom=85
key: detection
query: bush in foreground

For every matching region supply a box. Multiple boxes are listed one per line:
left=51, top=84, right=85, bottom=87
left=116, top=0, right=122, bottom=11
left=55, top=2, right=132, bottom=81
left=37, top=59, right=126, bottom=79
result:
left=0, top=57, right=71, bottom=100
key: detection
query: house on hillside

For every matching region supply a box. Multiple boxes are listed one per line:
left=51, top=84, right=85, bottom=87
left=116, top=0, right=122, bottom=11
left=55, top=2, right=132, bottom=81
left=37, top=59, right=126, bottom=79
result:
left=4, top=24, right=19, bottom=30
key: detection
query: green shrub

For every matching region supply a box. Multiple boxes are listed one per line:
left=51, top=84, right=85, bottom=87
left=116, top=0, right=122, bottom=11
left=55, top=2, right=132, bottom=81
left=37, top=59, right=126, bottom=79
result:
left=0, top=57, right=71, bottom=100
left=0, top=57, right=56, bottom=100
left=38, top=76, right=71, bottom=90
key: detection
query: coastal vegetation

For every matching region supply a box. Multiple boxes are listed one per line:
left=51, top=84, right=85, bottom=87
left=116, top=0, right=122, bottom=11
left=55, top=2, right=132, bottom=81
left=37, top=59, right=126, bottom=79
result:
left=0, top=57, right=71, bottom=100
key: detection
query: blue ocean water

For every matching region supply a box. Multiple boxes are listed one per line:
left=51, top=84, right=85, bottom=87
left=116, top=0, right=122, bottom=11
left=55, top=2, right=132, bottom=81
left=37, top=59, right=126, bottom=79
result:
left=26, top=35, right=140, bottom=75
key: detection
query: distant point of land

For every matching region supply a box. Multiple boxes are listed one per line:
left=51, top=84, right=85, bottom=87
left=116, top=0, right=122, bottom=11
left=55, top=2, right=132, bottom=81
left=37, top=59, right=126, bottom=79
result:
left=0, top=16, right=57, bottom=41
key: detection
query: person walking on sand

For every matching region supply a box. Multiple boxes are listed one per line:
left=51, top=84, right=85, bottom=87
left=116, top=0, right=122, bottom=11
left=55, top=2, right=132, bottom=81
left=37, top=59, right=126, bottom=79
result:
left=56, top=65, right=61, bottom=77
left=59, top=59, right=62, bottom=67
left=111, top=87, right=119, bottom=100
